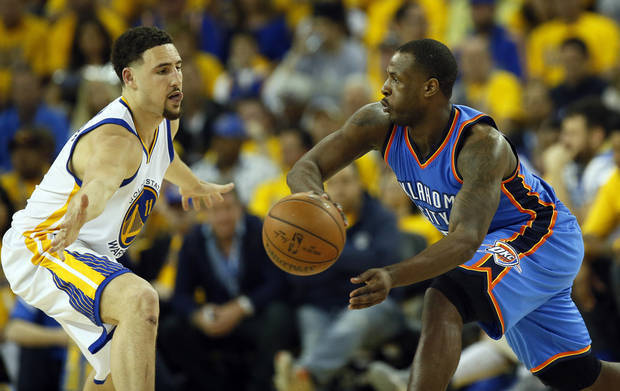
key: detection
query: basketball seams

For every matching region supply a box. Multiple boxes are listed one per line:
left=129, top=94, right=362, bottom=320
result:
left=266, top=213, right=340, bottom=256
left=278, top=197, right=346, bottom=244
left=262, top=231, right=337, bottom=265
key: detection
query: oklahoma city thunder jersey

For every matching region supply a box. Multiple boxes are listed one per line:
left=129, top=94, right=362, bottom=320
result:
left=10, top=97, right=174, bottom=260
left=384, top=104, right=561, bottom=237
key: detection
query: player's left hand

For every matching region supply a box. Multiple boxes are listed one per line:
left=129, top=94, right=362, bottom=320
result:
left=179, top=181, right=234, bottom=211
left=349, top=268, right=393, bottom=310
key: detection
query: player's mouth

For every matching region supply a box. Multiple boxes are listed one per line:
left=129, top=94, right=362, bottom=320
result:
left=167, top=91, right=183, bottom=104
left=380, top=99, right=391, bottom=113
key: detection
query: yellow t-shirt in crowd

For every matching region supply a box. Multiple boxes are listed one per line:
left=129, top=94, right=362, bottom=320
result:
left=399, top=213, right=443, bottom=245
left=0, top=173, right=39, bottom=211
left=526, top=12, right=620, bottom=86
left=582, top=168, right=620, bottom=251
left=465, top=70, right=523, bottom=126
left=47, top=8, right=127, bottom=72
left=0, top=13, right=49, bottom=104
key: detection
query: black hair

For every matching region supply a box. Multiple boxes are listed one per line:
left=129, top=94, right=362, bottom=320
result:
left=564, top=97, right=610, bottom=136
left=561, top=37, right=589, bottom=58
left=396, top=39, right=458, bottom=99
left=69, top=17, right=112, bottom=70
left=111, top=26, right=173, bottom=84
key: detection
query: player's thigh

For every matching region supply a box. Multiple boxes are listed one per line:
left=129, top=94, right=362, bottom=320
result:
left=98, top=272, right=159, bottom=325
left=505, top=290, right=600, bottom=391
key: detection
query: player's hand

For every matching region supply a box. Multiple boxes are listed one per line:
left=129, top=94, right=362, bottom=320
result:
left=179, top=181, right=234, bottom=211
left=199, top=301, right=245, bottom=337
left=49, top=194, right=89, bottom=260
left=349, top=268, right=393, bottom=310
left=309, top=191, right=349, bottom=227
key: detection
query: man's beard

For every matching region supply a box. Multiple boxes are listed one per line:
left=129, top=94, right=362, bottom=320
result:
left=163, top=106, right=182, bottom=120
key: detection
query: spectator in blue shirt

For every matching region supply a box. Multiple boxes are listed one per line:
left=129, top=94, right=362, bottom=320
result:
left=5, top=297, right=68, bottom=391
left=470, top=0, right=524, bottom=79
left=0, top=67, right=70, bottom=172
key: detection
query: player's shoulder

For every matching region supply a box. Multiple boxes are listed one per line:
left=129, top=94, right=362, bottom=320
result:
left=344, top=102, right=392, bottom=148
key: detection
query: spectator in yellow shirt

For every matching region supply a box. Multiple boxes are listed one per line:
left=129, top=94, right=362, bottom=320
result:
left=526, top=0, right=620, bottom=86
left=46, top=0, right=127, bottom=73
left=0, top=0, right=48, bottom=105
left=248, top=128, right=313, bottom=218
left=453, top=35, right=523, bottom=133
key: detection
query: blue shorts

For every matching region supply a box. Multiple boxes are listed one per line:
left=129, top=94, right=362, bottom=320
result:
left=431, top=208, right=592, bottom=374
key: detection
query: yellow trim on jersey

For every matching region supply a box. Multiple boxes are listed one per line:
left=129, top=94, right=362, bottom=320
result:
left=120, top=96, right=159, bottom=163
left=21, top=184, right=101, bottom=299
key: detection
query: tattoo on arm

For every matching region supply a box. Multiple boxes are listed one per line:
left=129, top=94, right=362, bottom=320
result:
left=449, top=128, right=512, bottom=243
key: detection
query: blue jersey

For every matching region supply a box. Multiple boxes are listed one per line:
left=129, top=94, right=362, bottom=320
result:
left=383, top=104, right=591, bottom=372
left=384, top=104, right=558, bottom=239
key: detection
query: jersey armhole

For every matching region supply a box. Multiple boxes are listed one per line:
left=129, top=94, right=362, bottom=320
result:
left=166, top=119, right=175, bottom=163
left=452, top=116, right=517, bottom=183
left=67, top=119, right=140, bottom=187
left=381, top=124, right=397, bottom=163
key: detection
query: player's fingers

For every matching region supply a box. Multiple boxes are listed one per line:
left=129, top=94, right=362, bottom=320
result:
left=216, top=182, right=234, bottom=193
left=194, top=197, right=202, bottom=211
left=350, top=270, right=376, bottom=284
left=204, top=195, right=213, bottom=208
left=182, top=196, right=190, bottom=211
left=349, top=291, right=385, bottom=306
left=214, top=192, right=224, bottom=203
left=349, top=284, right=378, bottom=298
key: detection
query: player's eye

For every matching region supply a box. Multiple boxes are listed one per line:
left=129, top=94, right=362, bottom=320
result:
left=157, top=69, right=167, bottom=74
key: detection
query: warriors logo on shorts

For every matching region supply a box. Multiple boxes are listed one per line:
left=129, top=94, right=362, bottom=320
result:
left=119, top=185, right=158, bottom=248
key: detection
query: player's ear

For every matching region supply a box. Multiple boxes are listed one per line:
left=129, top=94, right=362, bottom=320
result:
left=423, top=78, right=440, bottom=98
left=122, top=68, right=135, bottom=88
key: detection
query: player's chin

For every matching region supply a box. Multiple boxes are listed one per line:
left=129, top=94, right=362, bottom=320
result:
left=163, top=105, right=182, bottom=120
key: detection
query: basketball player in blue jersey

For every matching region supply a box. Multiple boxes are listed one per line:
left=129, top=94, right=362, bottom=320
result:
left=287, top=39, right=620, bottom=390
left=1, top=27, right=233, bottom=391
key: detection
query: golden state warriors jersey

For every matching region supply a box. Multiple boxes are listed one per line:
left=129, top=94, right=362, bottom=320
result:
left=11, top=97, right=174, bottom=259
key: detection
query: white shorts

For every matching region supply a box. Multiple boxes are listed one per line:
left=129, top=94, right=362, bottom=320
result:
left=1, top=228, right=131, bottom=384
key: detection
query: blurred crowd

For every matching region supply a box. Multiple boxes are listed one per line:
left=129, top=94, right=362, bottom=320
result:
left=1, top=0, right=620, bottom=390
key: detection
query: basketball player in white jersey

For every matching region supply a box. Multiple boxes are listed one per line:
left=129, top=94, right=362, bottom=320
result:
left=1, top=26, right=233, bottom=390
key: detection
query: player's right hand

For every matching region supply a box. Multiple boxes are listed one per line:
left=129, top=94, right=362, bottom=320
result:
left=349, top=268, right=393, bottom=310
left=310, top=191, right=349, bottom=227
left=49, top=194, right=89, bottom=260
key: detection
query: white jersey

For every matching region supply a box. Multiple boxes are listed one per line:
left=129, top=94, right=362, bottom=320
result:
left=11, top=96, right=174, bottom=260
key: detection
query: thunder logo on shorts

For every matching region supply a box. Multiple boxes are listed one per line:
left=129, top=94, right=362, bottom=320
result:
left=119, top=185, right=158, bottom=248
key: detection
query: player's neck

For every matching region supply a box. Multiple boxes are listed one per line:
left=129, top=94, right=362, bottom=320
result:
left=407, top=104, right=452, bottom=157
left=121, top=94, right=162, bottom=145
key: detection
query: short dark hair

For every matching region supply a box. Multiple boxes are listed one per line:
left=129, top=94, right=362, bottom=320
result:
left=564, top=97, right=610, bottom=135
left=561, top=37, right=589, bottom=58
left=396, top=39, right=458, bottom=99
left=111, top=26, right=173, bottom=84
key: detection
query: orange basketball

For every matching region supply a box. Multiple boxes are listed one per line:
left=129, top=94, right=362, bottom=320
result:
left=262, top=192, right=346, bottom=276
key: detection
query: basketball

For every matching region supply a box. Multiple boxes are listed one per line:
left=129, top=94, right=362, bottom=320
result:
left=262, top=192, right=346, bottom=276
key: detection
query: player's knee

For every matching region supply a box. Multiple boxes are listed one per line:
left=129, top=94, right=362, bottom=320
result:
left=128, top=284, right=159, bottom=326
left=534, top=353, right=601, bottom=390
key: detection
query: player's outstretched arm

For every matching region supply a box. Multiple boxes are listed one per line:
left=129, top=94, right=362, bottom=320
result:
left=287, top=102, right=391, bottom=194
left=164, top=119, right=234, bottom=210
left=50, top=125, right=143, bottom=256
left=349, top=124, right=516, bottom=309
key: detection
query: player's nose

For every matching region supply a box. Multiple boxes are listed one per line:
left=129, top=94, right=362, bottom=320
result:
left=381, top=79, right=391, bottom=96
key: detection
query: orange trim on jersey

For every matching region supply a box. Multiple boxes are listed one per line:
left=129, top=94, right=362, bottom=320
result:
left=501, top=174, right=557, bottom=257
left=530, top=345, right=592, bottom=373
left=384, top=125, right=397, bottom=164
left=405, top=109, right=460, bottom=168
left=450, top=113, right=487, bottom=184
left=459, top=254, right=506, bottom=334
